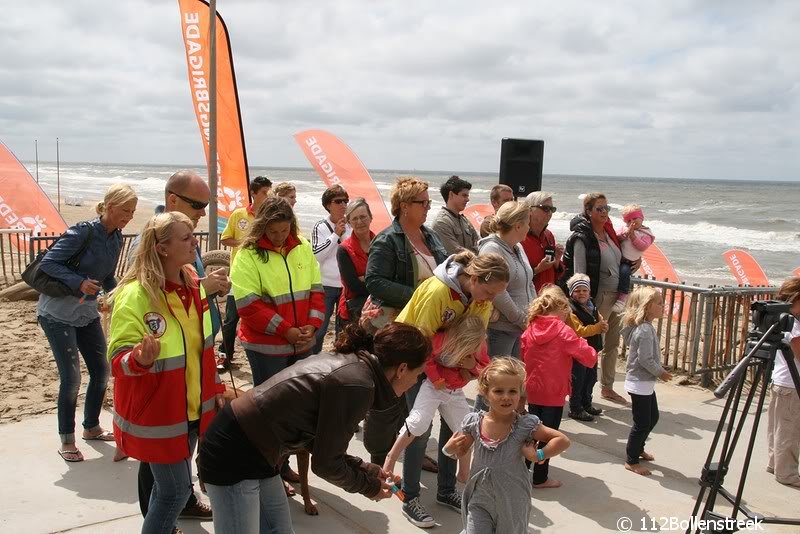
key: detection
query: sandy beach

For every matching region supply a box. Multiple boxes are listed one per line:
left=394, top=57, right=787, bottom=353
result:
left=0, top=195, right=276, bottom=424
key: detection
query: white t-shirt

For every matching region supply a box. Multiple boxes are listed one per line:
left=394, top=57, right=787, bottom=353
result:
left=624, top=378, right=656, bottom=396
left=772, top=319, right=800, bottom=389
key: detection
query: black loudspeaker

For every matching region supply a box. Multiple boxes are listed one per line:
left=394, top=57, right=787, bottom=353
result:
left=499, top=138, right=544, bottom=198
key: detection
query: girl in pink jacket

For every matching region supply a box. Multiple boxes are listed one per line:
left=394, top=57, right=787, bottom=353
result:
left=521, top=285, right=597, bottom=488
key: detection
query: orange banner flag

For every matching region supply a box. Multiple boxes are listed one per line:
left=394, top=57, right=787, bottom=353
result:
left=178, top=0, right=250, bottom=233
left=293, top=129, right=392, bottom=233
left=0, top=141, right=68, bottom=252
left=462, top=204, right=495, bottom=231
left=638, top=244, right=680, bottom=283
left=722, top=249, right=770, bottom=287
left=637, top=244, right=691, bottom=323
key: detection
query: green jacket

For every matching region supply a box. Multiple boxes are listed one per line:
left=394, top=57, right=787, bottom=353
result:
left=365, top=217, right=448, bottom=309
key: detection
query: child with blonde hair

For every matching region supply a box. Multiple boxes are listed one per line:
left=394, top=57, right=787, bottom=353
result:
left=383, top=315, right=490, bottom=485
left=522, top=285, right=597, bottom=488
left=444, top=357, right=570, bottom=533
left=622, top=287, right=672, bottom=476
left=614, top=204, right=655, bottom=313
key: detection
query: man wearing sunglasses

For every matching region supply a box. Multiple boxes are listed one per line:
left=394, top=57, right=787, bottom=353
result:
left=522, top=191, right=564, bottom=293
left=127, top=169, right=230, bottom=522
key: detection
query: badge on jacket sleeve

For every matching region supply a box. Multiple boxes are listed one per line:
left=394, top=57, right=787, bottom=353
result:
left=144, top=312, right=167, bottom=338
left=441, top=307, right=456, bottom=325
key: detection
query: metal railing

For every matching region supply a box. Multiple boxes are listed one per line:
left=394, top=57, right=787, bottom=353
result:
left=0, top=229, right=218, bottom=285
left=627, top=277, right=777, bottom=385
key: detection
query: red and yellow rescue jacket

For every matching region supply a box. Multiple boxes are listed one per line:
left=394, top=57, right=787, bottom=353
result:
left=107, top=272, right=224, bottom=464
left=231, top=233, right=325, bottom=357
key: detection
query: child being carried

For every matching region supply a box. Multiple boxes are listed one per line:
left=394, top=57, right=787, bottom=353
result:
left=383, top=314, right=490, bottom=483
left=614, top=204, right=655, bottom=313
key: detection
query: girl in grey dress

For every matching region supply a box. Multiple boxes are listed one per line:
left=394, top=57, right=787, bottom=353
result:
left=445, top=357, right=570, bottom=534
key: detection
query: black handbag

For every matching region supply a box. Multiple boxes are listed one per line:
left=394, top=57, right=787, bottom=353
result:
left=22, top=223, right=94, bottom=298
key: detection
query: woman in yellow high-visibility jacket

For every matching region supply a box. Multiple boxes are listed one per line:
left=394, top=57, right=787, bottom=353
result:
left=108, top=212, right=224, bottom=534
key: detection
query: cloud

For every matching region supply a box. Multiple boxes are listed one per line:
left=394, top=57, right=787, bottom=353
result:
left=1, top=0, right=798, bottom=180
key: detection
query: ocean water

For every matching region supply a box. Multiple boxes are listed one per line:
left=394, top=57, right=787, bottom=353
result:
left=23, top=161, right=800, bottom=287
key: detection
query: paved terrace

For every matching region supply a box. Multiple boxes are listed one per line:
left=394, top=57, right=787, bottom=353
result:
left=3, top=370, right=797, bottom=533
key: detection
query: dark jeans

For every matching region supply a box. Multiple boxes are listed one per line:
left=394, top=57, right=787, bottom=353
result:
left=569, top=361, right=598, bottom=413
left=626, top=392, right=659, bottom=464
left=528, top=404, right=564, bottom=485
left=139, top=421, right=199, bottom=532
left=245, top=349, right=309, bottom=387
left=401, top=375, right=457, bottom=500
left=617, top=260, right=634, bottom=295
left=219, top=295, right=239, bottom=360
left=39, top=315, right=109, bottom=443
left=314, top=286, right=342, bottom=354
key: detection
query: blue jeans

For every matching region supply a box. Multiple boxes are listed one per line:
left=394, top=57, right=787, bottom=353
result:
left=220, top=294, right=239, bottom=359
left=141, top=424, right=199, bottom=534
left=401, top=375, right=457, bottom=501
left=617, top=260, right=633, bottom=295
left=206, top=475, right=294, bottom=534
left=313, top=286, right=341, bottom=354
left=473, top=328, right=523, bottom=411
left=245, top=350, right=310, bottom=387
left=39, top=315, right=109, bottom=444
left=486, top=328, right=521, bottom=359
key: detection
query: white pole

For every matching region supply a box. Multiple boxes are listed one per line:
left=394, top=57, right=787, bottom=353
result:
left=56, top=137, right=61, bottom=213
left=208, top=0, right=218, bottom=248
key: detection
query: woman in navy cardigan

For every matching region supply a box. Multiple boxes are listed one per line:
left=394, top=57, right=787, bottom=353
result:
left=37, top=184, right=137, bottom=462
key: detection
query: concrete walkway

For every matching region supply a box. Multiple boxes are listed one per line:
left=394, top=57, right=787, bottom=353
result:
left=2, top=372, right=797, bottom=533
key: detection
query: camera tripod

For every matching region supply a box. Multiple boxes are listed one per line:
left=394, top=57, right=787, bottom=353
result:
left=687, top=314, right=800, bottom=533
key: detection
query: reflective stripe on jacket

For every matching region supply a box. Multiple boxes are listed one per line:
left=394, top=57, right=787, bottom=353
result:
left=107, top=274, right=223, bottom=464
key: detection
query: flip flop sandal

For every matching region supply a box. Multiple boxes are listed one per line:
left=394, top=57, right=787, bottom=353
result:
left=83, top=430, right=115, bottom=442
left=283, top=482, right=297, bottom=497
left=58, top=449, right=84, bottom=462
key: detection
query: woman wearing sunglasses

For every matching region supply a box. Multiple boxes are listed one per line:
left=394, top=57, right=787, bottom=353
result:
left=560, top=192, right=629, bottom=405
left=522, top=191, right=564, bottom=293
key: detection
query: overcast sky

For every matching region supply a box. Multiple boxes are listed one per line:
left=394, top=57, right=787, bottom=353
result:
left=2, top=1, right=798, bottom=181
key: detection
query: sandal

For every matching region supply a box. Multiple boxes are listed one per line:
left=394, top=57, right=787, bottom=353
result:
left=83, top=429, right=115, bottom=442
left=58, top=448, right=84, bottom=462
left=283, top=481, right=296, bottom=497
left=422, top=455, right=439, bottom=473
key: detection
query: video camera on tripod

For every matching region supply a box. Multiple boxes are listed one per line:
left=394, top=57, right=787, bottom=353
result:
left=688, top=299, right=799, bottom=533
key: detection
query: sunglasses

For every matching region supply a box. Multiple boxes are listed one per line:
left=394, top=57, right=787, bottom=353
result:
left=593, top=205, right=611, bottom=213
left=169, top=190, right=209, bottom=210
left=534, top=205, right=557, bottom=213
left=331, top=198, right=349, bottom=205
left=410, top=200, right=433, bottom=209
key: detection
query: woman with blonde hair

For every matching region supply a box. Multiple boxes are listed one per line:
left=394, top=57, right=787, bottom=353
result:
left=38, top=183, right=137, bottom=463
left=479, top=201, right=536, bottom=358
left=107, top=211, right=224, bottom=533
left=621, top=287, right=672, bottom=476
left=521, top=285, right=597, bottom=488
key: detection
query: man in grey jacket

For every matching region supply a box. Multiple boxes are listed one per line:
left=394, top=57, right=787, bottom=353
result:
left=431, top=175, right=480, bottom=255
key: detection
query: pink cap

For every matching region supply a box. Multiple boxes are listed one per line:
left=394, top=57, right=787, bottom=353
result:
left=623, top=209, right=644, bottom=223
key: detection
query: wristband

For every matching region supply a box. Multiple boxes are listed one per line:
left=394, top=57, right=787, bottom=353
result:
left=536, top=448, right=545, bottom=463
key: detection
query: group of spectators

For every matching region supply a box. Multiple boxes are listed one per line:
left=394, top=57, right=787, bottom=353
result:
left=33, top=169, right=800, bottom=534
